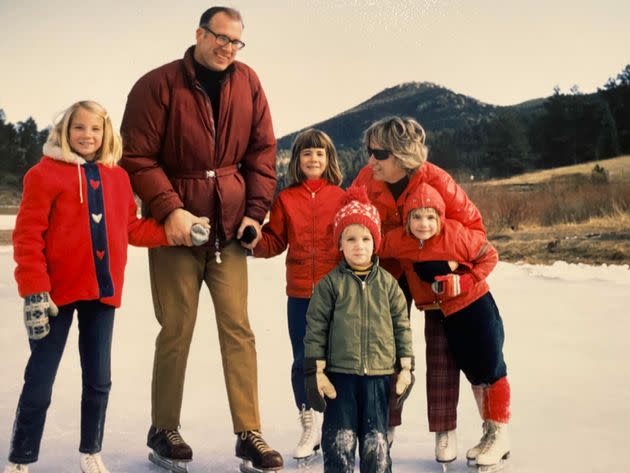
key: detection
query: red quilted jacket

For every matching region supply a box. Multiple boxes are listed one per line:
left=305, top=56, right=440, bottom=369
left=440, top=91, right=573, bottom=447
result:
left=381, top=223, right=497, bottom=315
left=253, top=180, right=345, bottom=297
left=380, top=183, right=496, bottom=315
left=120, top=47, right=276, bottom=247
left=13, top=145, right=168, bottom=308
left=353, top=162, right=485, bottom=278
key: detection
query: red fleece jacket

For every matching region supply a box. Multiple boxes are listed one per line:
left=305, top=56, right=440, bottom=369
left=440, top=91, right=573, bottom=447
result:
left=13, top=146, right=168, bottom=308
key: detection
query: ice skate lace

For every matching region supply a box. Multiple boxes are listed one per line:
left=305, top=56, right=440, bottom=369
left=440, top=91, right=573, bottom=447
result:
left=297, top=408, right=314, bottom=446
left=242, top=430, right=273, bottom=454
left=81, top=454, right=107, bottom=473
left=437, top=431, right=450, bottom=449
left=6, top=465, right=28, bottom=473
left=471, top=422, right=490, bottom=452
left=479, top=428, right=498, bottom=455
left=164, top=429, right=186, bottom=446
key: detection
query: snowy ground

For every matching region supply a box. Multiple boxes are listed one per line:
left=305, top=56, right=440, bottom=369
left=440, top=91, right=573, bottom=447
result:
left=1, top=230, right=629, bottom=472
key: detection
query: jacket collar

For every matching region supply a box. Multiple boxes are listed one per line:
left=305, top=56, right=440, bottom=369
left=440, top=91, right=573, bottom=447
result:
left=42, top=142, right=87, bottom=165
left=183, top=45, right=236, bottom=87
left=340, top=255, right=381, bottom=282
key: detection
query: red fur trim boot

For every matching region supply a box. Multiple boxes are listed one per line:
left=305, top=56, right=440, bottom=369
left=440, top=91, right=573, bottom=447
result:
left=476, top=377, right=511, bottom=469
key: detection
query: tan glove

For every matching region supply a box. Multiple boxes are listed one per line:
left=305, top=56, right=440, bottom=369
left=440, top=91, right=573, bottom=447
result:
left=305, top=358, right=337, bottom=412
left=395, top=357, right=415, bottom=408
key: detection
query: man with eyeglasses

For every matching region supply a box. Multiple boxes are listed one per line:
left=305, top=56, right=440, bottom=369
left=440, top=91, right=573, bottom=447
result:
left=120, top=6, right=283, bottom=473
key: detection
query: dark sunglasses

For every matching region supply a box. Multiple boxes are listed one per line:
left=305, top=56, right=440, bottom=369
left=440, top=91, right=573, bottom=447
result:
left=366, top=147, right=391, bottom=161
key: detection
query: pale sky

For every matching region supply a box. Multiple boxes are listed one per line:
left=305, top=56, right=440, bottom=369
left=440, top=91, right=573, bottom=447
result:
left=1, top=0, right=629, bottom=137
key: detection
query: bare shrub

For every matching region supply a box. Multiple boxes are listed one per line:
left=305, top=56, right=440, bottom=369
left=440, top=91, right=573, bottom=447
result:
left=591, top=164, right=610, bottom=184
left=464, top=185, right=532, bottom=232
left=463, top=175, right=630, bottom=231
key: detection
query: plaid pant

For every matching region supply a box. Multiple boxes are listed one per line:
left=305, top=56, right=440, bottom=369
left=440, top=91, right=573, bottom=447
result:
left=388, top=279, right=459, bottom=432
left=424, top=309, right=459, bottom=432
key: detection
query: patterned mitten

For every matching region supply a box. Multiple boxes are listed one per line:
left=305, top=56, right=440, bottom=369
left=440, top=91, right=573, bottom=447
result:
left=431, top=273, right=474, bottom=297
left=24, top=292, right=59, bottom=340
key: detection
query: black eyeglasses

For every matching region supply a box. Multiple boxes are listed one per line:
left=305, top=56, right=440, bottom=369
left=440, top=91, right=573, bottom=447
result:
left=366, top=147, right=391, bottom=161
left=201, top=25, right=246, bottom=50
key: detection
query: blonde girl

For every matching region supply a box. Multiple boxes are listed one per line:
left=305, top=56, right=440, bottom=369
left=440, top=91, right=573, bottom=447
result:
left=6, top=101, right=177, bottom=473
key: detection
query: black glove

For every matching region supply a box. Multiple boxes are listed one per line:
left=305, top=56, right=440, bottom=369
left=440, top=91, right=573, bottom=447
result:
left=304, top=358, right=337, bottom=413
left=239, top=225, right=258, bottom=244
left=412, top=260, right=453, bottom=283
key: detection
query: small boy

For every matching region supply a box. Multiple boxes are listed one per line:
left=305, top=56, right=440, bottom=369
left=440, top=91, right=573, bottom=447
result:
left=380, top=182, right=511, bottom=472
left=303, top=186, right=414, bottom=473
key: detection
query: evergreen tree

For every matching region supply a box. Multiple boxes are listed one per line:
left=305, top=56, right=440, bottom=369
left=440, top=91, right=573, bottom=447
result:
left=482, top=112, right=532, bottom=177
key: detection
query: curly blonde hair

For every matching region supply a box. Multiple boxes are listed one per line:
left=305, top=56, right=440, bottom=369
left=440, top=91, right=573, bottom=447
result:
left=362, top=116, right=428, bottom=172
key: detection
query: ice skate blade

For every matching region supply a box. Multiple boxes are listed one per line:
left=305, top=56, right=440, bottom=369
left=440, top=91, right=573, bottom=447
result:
left=148, top=450, right=191, bottom=473
left=471, top=452, right=510, bottom=473
left=239, top=459, right=284, bottom=472
left=294, top=449, right=321, bottom=468
left=436, top=455, right=456, bottom=472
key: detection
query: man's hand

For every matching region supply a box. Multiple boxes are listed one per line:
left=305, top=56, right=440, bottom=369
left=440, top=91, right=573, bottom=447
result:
left=165, top=209, right=210, bottom=246
left=237, top=216, right=262, bottom=250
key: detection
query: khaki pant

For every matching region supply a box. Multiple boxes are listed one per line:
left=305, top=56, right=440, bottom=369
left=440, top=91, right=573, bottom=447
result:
left=148, top=240, right=259, bottom=433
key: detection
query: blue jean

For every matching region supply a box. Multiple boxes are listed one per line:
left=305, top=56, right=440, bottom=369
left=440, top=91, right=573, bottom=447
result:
left=9, top=300, right=115, bottom=464
left=442, top=292, right=507, bottom=386
left=322, top=373, right=391, bottom=473
left=287, top=297, right=310, bottom=410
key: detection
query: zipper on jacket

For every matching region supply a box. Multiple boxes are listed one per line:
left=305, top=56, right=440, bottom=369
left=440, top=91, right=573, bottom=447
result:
left=195, top=80, right=224, bottom=263
left=312, top=189, right=316, bottom=295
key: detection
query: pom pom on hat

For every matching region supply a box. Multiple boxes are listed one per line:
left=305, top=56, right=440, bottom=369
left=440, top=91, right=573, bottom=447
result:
left=333, top=185, right=382, bottom=250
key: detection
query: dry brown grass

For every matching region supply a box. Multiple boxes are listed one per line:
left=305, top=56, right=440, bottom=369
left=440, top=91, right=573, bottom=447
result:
left=460, top=156, right=630, bottom=265
left=483, top=155, right=630, bottom=186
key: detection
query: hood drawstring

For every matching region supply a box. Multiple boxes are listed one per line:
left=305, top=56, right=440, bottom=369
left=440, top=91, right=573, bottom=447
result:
left=77, top=162, right=84, bottom=204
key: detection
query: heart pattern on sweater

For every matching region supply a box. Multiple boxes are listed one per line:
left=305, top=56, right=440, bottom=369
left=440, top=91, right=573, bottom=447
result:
left=91, top=213, right=103, bottom=223
left=90, top=179, right=100, bottom=190
left=96, top=250, right=105, bottom=260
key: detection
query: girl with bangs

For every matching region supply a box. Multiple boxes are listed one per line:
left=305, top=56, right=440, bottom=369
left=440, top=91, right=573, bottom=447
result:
left=251, top=128, right=345, bottom=464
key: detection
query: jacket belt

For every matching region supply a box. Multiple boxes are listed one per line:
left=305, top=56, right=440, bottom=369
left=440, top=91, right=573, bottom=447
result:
left=170, top=164, right=239, bottom=179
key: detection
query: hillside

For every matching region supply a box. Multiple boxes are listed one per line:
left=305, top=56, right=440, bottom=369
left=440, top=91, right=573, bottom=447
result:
left=483, top=154, right=630, bottom=186
left=277, top=81, right=504, bottom=150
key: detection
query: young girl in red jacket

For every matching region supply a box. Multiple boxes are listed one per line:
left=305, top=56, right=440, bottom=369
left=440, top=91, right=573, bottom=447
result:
left=380, top=183, right=511, bottom=473
left=5, top=101, right=207, bottom=473
left=251, top=129, right=345, bottom=463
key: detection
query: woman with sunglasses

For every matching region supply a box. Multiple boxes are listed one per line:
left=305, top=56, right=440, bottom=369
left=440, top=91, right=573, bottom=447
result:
left=353, top=116, right=486, bottom=467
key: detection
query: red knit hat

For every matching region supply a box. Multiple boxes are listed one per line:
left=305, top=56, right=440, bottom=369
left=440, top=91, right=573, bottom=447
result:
left=333, top=185, right=382, bottom=250
left=403, top=182, right=446, bottom=224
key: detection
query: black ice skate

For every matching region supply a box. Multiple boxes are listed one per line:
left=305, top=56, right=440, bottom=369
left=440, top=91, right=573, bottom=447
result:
left=236, top=430, right=284, bottom=472
left=147, top=426, right=193, bottom=473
